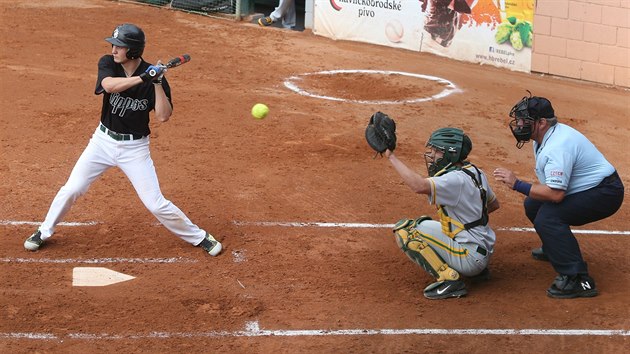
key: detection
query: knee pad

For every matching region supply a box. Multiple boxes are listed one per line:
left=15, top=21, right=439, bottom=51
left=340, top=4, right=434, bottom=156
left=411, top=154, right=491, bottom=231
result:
left=392, top=218, right=460, bottom=282
left=393, top=216, right=432, bottom=233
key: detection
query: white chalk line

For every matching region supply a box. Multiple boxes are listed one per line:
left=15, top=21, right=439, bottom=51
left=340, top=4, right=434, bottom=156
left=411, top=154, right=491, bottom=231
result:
left=284, top=70, right=460, bottom=104
left=0, top=257, right=197, bottom=264
left=0, top=220, right=97, bottom=226
left=232, top=221, right=630, bottom=236
left=2, top=219, right=627, bottom=235
left=3, top=217, right=627, bottom=341
left=2, top=321, right=628, bottom=340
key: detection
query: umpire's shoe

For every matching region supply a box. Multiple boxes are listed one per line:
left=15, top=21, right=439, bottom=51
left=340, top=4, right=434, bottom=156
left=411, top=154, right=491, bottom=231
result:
left=547, top=274, right=598, bottom=299
left=531, top=247, right=549, bottom=261
left=24, top=230, right=44, bottom=251
left=423, top=280, right=467, bottom=300
left=198, top=233, right=222, bottom=256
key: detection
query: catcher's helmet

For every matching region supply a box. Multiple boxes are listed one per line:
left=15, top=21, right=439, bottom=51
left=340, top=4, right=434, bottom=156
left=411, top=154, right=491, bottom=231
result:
left=425, top=127, right=472, bottom=177
left=105, top=24, right=145, bottom=60
left=509, top=91, right=555, bottom=149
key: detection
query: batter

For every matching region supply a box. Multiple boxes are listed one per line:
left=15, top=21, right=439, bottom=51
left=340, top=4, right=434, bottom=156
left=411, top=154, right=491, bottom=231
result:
left=24, top=23, right=222, bottom=257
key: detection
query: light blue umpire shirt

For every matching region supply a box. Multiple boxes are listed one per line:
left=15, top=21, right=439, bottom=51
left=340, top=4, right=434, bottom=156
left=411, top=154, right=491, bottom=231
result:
left=533, top=123, right=615, bottom=196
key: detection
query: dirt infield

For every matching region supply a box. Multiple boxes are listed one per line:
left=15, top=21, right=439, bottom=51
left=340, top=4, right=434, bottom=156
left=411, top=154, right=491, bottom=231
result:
left=1, top=0, right=628, bottom=353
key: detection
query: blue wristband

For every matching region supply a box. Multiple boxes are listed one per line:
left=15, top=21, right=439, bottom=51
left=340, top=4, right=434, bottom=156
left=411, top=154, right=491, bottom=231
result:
left=513, top=179, right=532, bottom=196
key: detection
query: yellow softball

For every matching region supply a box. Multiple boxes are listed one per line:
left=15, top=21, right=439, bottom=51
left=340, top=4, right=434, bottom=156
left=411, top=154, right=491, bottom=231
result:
left=251, top=103, right=269, bottom=119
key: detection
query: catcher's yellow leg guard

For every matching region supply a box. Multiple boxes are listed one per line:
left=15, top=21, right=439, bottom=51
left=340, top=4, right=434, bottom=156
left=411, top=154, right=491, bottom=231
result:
left=393, top=218, right=460, bottom=282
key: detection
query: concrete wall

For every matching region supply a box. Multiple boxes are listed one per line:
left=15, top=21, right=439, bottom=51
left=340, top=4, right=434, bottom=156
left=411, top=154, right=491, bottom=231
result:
left=532, top=0, right=629, bottom=88
left=304, top=0, right=313, bottom=29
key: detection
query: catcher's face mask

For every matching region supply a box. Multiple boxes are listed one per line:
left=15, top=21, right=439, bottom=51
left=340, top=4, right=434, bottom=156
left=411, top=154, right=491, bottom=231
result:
left=424, top=146, right=449, bottom=177
left=424, top=127, right=470, bottom=177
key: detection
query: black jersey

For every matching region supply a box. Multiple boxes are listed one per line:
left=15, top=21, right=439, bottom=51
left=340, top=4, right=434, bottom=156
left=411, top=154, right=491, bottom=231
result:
left=94, top=55, right=172, bottom=136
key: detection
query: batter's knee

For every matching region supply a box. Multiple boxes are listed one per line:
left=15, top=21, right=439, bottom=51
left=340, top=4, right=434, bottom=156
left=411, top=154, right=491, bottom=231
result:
left=144, top=199, right=171, bottom=216
left=59, top=183, right=89, bottom=200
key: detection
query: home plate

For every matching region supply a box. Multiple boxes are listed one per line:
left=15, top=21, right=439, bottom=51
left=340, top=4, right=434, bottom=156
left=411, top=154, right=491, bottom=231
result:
left=72, top=267, right=135, bottom=287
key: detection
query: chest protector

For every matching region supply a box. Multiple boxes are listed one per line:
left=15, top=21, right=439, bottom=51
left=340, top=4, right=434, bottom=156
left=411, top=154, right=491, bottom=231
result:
left=436, top=164, right=489, bottom=239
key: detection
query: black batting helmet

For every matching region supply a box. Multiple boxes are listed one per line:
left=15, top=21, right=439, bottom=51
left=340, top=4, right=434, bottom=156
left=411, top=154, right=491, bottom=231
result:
left=105, top=24, right=145, bottom=59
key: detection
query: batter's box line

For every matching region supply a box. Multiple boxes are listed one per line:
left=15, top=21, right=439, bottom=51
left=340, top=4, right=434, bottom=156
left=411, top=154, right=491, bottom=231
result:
left=0, top=220, right=97, bottom=226
left=232, top=221, right=630, bottom=236
left=0, top=257, right=198, bottom=264
left=3, top=320, right=629, bottom=340
left=3, top=220, right=628, bottom=236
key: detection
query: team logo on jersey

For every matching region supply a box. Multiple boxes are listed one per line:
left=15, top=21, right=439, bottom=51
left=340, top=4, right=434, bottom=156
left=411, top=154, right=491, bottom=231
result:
left=109, top=93, right=148, bottom=117
left=550, top=171, right=564, bottom=177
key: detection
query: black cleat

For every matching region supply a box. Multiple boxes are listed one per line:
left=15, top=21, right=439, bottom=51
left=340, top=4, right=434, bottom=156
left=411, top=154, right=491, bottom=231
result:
left=423, top=280, right=467, bottom=300
left=547, top=274, right=598, bottom=299
left=469, top=267, right=491, bottom=282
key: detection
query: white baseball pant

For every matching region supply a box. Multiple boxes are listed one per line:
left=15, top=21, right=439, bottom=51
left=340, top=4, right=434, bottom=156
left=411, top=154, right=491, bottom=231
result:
left=38, top=125, right=206, bottom=246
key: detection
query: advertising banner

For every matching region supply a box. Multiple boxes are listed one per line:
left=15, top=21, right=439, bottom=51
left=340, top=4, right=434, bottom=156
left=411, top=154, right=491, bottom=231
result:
left=313, top=0, right=535, bottom=73
left=419, top=0, right=534, bottom=72
left=313, top=0, right=425, bottom=52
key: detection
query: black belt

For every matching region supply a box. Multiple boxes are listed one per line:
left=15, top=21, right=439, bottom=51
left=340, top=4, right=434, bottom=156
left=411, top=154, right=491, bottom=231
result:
left=99, top=123, right=144, bottom=141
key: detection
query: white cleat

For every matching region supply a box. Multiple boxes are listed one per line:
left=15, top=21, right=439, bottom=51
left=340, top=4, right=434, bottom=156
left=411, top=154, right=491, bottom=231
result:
left=198, top=233, right=222, bottom=256
left=24, top=230, right=44, bottom=251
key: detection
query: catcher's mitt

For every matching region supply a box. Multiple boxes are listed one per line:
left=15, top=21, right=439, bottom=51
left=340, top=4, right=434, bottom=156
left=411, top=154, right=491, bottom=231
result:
left=365, top=111, right=397, bottom=157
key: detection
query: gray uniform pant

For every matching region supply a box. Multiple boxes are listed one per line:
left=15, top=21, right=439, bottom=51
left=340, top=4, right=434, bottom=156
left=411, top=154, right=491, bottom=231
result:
left=413, top=220, right=488, bottom=277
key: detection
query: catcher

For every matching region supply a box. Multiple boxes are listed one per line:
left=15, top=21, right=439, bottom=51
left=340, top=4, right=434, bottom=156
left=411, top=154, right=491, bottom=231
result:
left=366, top=112, right=500, bottom=299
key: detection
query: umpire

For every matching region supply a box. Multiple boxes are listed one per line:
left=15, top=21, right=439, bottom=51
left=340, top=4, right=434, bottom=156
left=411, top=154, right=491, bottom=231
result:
left=493, top=92, right=624, bottom=299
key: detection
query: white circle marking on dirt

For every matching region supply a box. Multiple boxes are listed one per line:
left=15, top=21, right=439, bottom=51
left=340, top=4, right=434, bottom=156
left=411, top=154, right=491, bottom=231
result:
left=284, top=69, right=459, bottom=104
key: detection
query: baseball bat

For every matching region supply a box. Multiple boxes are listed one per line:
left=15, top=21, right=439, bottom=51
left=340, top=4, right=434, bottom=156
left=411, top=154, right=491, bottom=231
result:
left=165, top=54, right=191, bottom=68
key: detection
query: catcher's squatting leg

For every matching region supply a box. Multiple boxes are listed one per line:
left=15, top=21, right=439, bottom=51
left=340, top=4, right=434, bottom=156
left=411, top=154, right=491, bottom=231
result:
left=393, top=217, right=460, bottom=282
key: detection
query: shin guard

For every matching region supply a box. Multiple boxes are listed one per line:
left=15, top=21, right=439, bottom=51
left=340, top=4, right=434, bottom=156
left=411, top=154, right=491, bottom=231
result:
left=393, top=218, right=460, bottom=282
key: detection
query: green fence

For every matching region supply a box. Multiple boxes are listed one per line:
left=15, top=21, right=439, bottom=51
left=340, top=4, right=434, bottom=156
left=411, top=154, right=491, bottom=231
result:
left=124, top=0, right=254, bottom=20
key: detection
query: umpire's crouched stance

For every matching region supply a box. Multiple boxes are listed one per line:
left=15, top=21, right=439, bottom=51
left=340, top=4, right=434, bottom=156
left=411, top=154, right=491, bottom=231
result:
left=494, top=92, right=624, bottom=299
left=366, top=113, right=500, bottom=299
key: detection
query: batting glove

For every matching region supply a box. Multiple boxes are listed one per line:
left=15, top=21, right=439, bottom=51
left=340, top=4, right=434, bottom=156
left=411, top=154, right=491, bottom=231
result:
left=140, top=65, right=165, bottom=83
